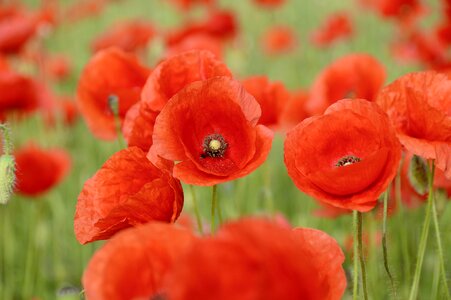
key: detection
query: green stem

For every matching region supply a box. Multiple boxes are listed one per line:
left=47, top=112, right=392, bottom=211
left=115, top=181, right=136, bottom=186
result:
left=0, top=124, right=12, bottom=155
left=353, top=210, right=359, bottom=300
left=211, top=185, right=217, bottom=233
left=429, top=162, right=450, bottom=299
left=382, top=190, right=397, bottom=298
left=189, top=185, right=203, bottom=235
left=408, top=161, right=434, bottom=300
left=358, top=212, right=369, bottom=300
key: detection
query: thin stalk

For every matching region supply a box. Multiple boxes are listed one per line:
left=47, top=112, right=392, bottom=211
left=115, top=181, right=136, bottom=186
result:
left=395, top=169, right=411, bottom=286
left=429, top=162, right=450, bottom=299
left=408, top=161, right=434, bottom=300
left=353, top=210, right=359, bottom=300
left=211, top=185, right=218, bottom=233
left=382, top=190, right=397, bottom=298
left=358, top=212, right=369, bottom=300
left=189, top=185, right=203, bottom=235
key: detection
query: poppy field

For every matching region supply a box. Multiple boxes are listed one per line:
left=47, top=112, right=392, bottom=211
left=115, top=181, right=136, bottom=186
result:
left=1, top=0, right=451, bottom=299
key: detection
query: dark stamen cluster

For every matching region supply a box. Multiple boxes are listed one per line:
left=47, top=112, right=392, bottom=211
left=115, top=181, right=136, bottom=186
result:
left=335, top=155, right=361, bottom=167
left=202, top=133, right=228, bottom=158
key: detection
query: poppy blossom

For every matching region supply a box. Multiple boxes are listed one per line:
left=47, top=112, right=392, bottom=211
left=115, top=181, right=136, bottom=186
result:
left=77, top=47, right=150, bottom=140
left=166, top=218, right=346, bottom=300
left=0, top=69, right=38, bottom=117
left=15, top=143, right=71, bottom=196
left=123, top=50, right=231, bottom=151
left=279, top=89, right=310, bottom=131
left=242, top=75, right=291, bottom=129
left=0, top=8, right=39, bottom=55
left=377, top=71, right=451, bottom=178
left=165, top=10, right=237, bottom=46
left=64, top=0, right=107, bottom=22
left=310, top=12, right=353, bottom=47
left=307, top=53, right=386, bottom=115
left=165, top=33, right=223, bottom=59
left=284, top=99, right=401, bottom=212
left=314, top=202, right=351, bottom=218
left=74, top=147, right=184, bottom=244
left=262, top=25, right=297, bottom=55
left=91, top=20, right=156, bottom=53
left=83, top=222, right=196, bottom=300
left=149, top=76, right=273, bottom=186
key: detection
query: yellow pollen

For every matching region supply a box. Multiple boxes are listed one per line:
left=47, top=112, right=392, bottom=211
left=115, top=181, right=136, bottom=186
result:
left=209, top=139, right=221, bottom=151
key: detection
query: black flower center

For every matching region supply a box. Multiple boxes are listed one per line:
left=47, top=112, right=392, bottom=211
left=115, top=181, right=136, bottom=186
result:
left=335, top=155, right=361, bottom=167
left=201, top=133, right=227, bottom=158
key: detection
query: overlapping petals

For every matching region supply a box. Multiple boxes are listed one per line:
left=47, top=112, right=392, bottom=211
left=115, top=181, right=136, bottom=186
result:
left=74, top=147, right=184, bottom=244
left=149, top=76, right=273, bottom=186
left=166, top=218, right=346, bottom=300
left=77, top=47, right=150, bottom=140
left=377, top=71, right=451, bottom=178
left=285, top=99, right=401, bottom=212
left=83, top=222, right=196, bottom=300
left=307, top=54, right=386, bottom=115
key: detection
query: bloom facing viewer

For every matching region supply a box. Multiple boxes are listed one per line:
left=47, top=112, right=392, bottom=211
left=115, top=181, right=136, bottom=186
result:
left=284, top=99, right=401, bottom=212
left=148, top=76, right=273, bottom=186
left=377, top=71, right=451, bottom=178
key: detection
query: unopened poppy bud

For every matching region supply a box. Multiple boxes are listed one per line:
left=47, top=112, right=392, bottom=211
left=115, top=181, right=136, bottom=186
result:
left=408, top=155, right=428, bottom=195
left=0, top=154, right=16, bottom=204
left=108, top=94, right=119, bottom=116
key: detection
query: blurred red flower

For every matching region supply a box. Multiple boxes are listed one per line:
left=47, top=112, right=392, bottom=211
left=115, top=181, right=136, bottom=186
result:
left=165, top=33, right=223, bottom=59
left=74, top=147, right=184, bottom=244
left=77, top=47, right=150, bottom=140
left=279, top=89, right=310, bottom=131
left=165, top=10, right=237, bottom=46
left=285, top=99, right=401, bottom=212
left=91, top=20, right=156, bottom=53
left=83, top=222, right=196, bottom=300
left=311, top=12, right=353, bottom=47
left=15, top=143, right=71, bottom=196
left=166, top=218, right=346, bottom=300
left=0, top=8, right=39, bottom=55
left=262, top=25, right=297, bottom=55
left=149, top=77, right=273, bottom=186
left=242, top=75, right=291, bottom=129
left=123, top=50, right=231, bottom=151
left=377, top=71, right=451, bottom=178
left=307, top=53, right=386, bottom=115
left=0, top=70, right=38, bottom=118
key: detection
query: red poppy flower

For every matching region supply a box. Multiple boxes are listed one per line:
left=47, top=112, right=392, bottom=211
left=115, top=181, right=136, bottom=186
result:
left=77, top=47, right=150, bottom=140
left=149, top=77, right=273, bottom=186
left=74, top=147, right=184, bottom=244
left=0, top=9, right=39, bottom=55
left=165, top=10, right=237, bottom=46
left=279, top=89, right=310, bottom=131
left=64, top=0, right=107, bottom=22
left=166, top=218, right=346, bottom=300
left=284, top=99, right=401, bottom=212
left=165, top=33, right=223, bottom=59
left=307, top=53, right=386, bottom=115
left=310, top=12, right=353, bottom=47
left=253, top=0, right=285, bottom=8
left=58, top=96, right=78, bottom=126
left=377, top=71, right=451, bottom=178
left=15, top=143, right=71, bottom=196
left=0, top=69, right=38, bottom=116
left=242, top=75, right=291, bottom=129
left=262, top=25, right=297, bottom=55
left=314, top=202, right=351, bottom=218
left=44, top=54, right=71, bottom=81
left=91, top=20, right=156, bottom=53
left=361, top=0, right=424, bottom=23
left=123, top=50, right=231, bottom=151
left=83, top=222, right=196, bottom=300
